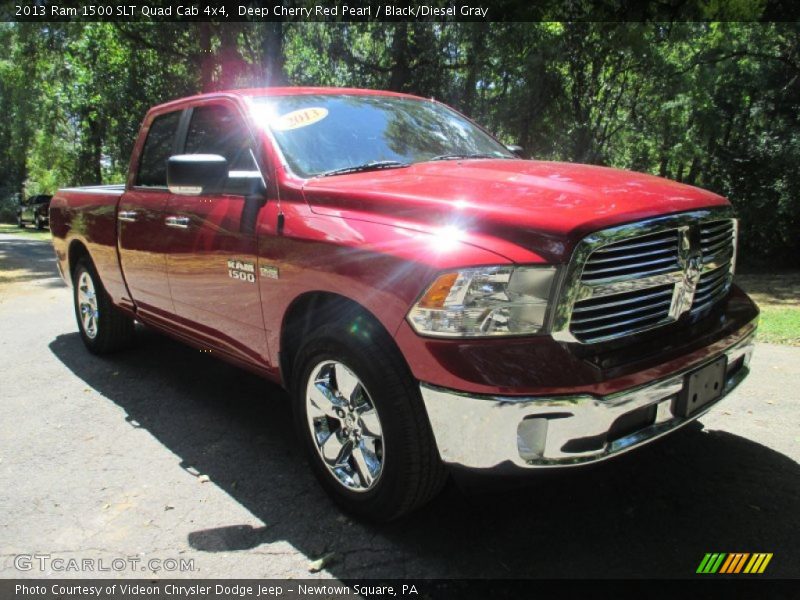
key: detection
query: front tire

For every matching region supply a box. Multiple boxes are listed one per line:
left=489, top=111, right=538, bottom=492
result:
left=73, top=258, right=135, bottom=354
left=292, top=317, right=446, bottom=521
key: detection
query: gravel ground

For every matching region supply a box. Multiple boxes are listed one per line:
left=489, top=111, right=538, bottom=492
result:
left=0, top=233, right=798, bottom=579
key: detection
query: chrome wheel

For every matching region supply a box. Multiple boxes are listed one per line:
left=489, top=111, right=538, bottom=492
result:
left=77, top=270, right=99, bottom=339
left=306, top=360, right=384, bottom=492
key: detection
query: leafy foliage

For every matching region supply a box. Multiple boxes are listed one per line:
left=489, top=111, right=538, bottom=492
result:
left=1, top=22, right=798, bottom=264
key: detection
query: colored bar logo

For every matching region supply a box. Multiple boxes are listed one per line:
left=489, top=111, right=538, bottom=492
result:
left=697, top=552, right=773, bottom=574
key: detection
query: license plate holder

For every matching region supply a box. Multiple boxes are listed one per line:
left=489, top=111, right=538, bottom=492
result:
left=676, top=356, right=728, bottom=418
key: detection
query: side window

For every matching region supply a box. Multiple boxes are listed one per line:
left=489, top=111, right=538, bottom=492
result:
left=136, top=111, right=181, bottom=187
left=185, top=105, right=258, bottom=175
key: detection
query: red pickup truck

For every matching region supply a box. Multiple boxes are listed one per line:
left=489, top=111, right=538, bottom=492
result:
left=50, top=87, right=758, bottom=520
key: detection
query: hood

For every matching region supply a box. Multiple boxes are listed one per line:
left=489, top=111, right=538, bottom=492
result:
left=301, top=159, right=728, bottom=263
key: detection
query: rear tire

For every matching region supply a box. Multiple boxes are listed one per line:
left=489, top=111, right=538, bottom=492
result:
left=291, top=315, right=446, bottom=522
left=73, top=258, right=135, bottom=354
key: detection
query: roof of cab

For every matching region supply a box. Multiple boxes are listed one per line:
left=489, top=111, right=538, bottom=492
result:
left=149, top=86, right=424, bottom=114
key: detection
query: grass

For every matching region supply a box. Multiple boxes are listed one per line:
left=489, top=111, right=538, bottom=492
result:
left=0, top=222, right=53, bottom=241
left=736, top=272, right=800, bottom=347
left=753, top=306, right=800, bottom=346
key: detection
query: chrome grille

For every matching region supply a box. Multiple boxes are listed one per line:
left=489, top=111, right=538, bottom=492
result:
left=553, top=210, right=738, bottom=345
left=700, top=219, right=735, bottom=263
left=580, top=229, right=681, bottom=282
left=569, top=284, right=675, bottom=340
left=691, top=220, right=736, bottom=315
left=570, top=229, right=679, bottom=342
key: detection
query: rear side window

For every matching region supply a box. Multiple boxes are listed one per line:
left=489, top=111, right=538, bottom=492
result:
left=184, top=105, right=257, bottom=171
left=136, top=111, right=181, bottom=187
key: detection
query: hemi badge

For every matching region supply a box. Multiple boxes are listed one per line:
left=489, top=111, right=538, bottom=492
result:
left=260, top=265, right=279, bottom=279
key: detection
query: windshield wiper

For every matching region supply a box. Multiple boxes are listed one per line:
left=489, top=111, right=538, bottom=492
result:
left=427, top=153, right=512, bottom=162
left=317, top=160, right=409, bottom=178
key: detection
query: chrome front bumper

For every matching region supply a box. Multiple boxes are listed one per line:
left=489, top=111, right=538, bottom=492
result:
left=420, top=334, right=755, bottom=470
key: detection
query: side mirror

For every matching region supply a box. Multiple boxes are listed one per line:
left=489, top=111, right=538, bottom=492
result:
left=506, top=144, right=525, bottom=157
left=167, top=154, right=228, bottom=195
left=226, top=170, right=267, bottom=198
left=167, top=155, right=267, bottom=199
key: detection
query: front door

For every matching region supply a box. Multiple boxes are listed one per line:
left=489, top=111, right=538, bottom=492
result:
left=164, top=102, right=268, bottom=365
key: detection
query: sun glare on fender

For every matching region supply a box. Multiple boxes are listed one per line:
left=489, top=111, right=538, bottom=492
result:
left=431, top=225, right=465, bottom=253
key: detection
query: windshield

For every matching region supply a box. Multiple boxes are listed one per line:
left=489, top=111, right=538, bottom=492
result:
left=250, top=94, right=513, bottom=178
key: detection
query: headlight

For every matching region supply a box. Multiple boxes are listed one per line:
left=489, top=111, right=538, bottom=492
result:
left=407, top=265, right=557, bottom=337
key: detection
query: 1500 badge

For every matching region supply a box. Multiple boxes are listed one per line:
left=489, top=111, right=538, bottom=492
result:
left=227, top=260, right=255, bottom=283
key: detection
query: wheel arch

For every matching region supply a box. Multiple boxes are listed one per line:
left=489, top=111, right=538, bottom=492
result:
left=67, top=239, right=92, bottom=280
left=279, top=291, right=409, bottom=389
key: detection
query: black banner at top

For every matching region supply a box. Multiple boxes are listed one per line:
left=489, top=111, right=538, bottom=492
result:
left=3, top=0, right=800, bottom=22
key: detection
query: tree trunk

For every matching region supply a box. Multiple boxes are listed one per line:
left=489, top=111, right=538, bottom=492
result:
left=91, top=119, right=103, bottom=184
left=686, top=156, right=701, bottom=184
left=261, top=22, right=287, bottom=85
left=76, top=114, right=103, bottom=185
left=218, top=25, right=245, bottom=90
left=461, top=23, right=488, bottom=114
left=198, top=23, right=214, bottom=91
left=659, top=154, right=669, bottom=178
left=389, top=23, right=410, bottom=92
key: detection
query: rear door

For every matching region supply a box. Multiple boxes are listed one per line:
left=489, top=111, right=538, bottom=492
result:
left=118, top=109, right=181, bottom=319
left=164, top=101, right=269, bottom=365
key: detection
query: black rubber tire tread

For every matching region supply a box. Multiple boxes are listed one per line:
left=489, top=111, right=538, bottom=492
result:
left=73, top=257, right=135, bottom=354
left=292, top=315, right=446, bottom=522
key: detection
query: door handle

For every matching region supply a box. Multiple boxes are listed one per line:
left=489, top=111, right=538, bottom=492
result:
left=165, top=216, right=190, bottom=229
left=118, top=210, right=138, bottom=222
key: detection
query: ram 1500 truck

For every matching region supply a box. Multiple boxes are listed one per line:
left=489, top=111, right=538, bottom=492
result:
left=50, top=88, right=759, bottom=520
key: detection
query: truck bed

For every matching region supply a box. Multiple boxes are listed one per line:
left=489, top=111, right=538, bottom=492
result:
left=57, top=184, right=126, bottom=194
left=49, top=183, right=127, bottom=303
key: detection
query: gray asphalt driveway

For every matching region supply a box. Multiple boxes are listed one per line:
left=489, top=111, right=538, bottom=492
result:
left=1, top=233, right=798, bottom=579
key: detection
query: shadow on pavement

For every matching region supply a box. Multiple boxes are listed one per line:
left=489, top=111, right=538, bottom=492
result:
left=49, top=329, right=799, bottom=578
left=0, top=237, right=61, bottom=286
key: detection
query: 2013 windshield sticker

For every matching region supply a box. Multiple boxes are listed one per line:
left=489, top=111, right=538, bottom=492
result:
left=272, top=107, right=328, bottom=131
left=227, top=260, right=255, bottom=283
